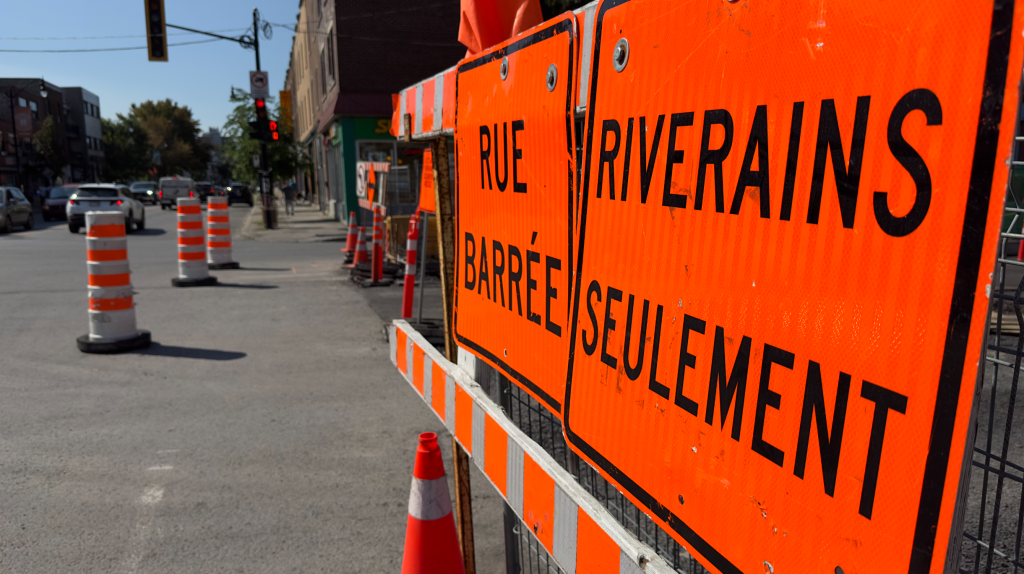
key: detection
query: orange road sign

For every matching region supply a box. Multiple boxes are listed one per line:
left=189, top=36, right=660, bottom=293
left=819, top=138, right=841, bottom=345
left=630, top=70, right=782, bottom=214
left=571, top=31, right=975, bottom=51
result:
left=454, top=13, right=578, bottom=415
left=563, top=1, right=1024, bottom=573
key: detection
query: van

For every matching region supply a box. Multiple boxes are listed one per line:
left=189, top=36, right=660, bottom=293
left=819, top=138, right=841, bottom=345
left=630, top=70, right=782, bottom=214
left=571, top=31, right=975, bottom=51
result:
left=157, top=176, right=196, bottom=210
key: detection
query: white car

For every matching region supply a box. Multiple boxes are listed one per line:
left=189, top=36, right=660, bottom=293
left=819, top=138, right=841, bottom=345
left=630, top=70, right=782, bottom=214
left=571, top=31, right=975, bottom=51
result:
left=67, top=184, right=146, bottom=234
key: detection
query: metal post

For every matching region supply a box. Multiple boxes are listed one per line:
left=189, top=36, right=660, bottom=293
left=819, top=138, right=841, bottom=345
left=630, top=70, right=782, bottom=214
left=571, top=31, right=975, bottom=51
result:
left=416, top=212, right=429, bottom=323
left=252, top=8, right=272, bottom=230
left=452, top=437, right=477, bottom=574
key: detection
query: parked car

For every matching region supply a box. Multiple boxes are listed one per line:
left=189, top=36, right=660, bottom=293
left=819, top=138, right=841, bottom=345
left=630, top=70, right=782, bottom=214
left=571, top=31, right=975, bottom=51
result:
left=226, top=182, right=253, bottom=206
left=129, top=181, right=158, bottom=204
left=67, top=184, right=145, bottom=233
left=212, top=185, right=226, bottom=197
left=157, top=176, right=196, bottom=209
left=0, top=187, right=34, bottom=232
left=42, top=184, right=81, bottom=221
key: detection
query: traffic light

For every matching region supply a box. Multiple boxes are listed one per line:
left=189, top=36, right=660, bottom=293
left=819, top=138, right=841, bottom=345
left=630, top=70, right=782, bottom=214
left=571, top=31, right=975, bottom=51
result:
left=269, top=120, right=279, bottom=141
left=249, top=98, right=272, bottom=141
left=144, top=0, right=167, bottom=62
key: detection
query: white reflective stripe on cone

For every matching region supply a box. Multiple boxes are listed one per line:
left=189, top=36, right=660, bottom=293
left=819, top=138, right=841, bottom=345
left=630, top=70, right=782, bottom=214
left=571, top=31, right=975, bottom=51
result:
left=87, top=237, right=127, bottom=251
left=88, top=308, right=138, bottom=342
left=405, top=264, right=416, bottom=275
left=407, top=476, right=452, bottom=521
left=86, top=211, right=125, bottom=229
left=178, top=229, right=204, bottom=238
left=208, top=250, right=233, bottom=265
left=407, top=239, right=417, bottom=251
left=178, top=259, right=209, bottom=278
left=87, top=261, right=131, bottom=276
left=178, top=244, right=205, bottom=253
left=88, top=286, right=134, bottom=300
left=177, top=214, right=203, bottom=223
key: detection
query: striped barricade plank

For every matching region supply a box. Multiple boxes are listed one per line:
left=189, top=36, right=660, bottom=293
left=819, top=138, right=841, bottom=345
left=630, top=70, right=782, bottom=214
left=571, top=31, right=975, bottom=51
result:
left=389, top=319, right=676, bottom=574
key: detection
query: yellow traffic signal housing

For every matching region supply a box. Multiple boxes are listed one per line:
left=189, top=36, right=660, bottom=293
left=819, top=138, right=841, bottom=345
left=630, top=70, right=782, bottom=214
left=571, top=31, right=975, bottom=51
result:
left=144, top=0, right=167, bottom=62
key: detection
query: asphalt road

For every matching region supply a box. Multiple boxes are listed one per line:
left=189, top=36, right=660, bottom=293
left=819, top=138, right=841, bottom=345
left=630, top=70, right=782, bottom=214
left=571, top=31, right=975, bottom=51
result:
left=0, top=205, right=504, bottom=573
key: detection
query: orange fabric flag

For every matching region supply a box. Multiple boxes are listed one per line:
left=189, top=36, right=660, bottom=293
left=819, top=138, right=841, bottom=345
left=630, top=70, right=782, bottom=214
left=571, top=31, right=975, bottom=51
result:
left=418, top=148, right=436, bottom=214
left=458, top=0, right=544, bottom=56
left=389, top=94, right=401, bottom=137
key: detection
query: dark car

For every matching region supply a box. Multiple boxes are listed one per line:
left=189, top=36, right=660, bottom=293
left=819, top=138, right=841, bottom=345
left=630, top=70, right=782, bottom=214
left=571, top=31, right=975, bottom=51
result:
left=42, top=184, right=81, bottom=221
left=226, top=182, right=253, bottom=206
left=212, top=185, right=226, bottom=197
left=129, top=181, right=158, bottom=204
left=195, top=182, right=213, bottom=202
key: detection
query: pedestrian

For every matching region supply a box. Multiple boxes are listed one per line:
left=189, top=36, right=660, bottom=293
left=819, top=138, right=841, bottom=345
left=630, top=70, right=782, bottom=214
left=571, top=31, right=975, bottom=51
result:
left=283, top=183, right=295, bottom=216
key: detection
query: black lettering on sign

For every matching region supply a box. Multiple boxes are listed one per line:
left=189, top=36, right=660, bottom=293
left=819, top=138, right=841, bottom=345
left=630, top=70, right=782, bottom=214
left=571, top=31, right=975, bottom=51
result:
left=793, top=361, right=851, bottom=497
left=648, top=304, right=670, bottom=399
left=620, top=117, right=635, bottom=202
left=705, top=326, right=752, bottom=442
left=464, top=232, right=476, bottom=290
left=583, top=280, right=602, bottom=355
left=494, top=122, right=510, bottom=191
left=873, top=88, right=942, bottom=237
left=663, top=112, right=694, bottom=208
left=526, top=245, right=541, bottom=325
left=478, top=236, right=491, bottom=299
left=622, top=294, right=650, bottom=380
left=600, top=286, right=622, bottom=369
left=640, top=114, right=665, bottom=204
left=545, top=256, right=562, bottom=336
left=779, top=102, right=805, bottom=222
left=479, top=126, right=492, bottom=190
left=508, top=244, right=523, bottom=316
left=752, top=344, right=792, bottom=468
left=598, top=119, right=621, bottom=200
left=674, top=314, right=704, bottom=416
left=859, top=381, right=908, bottom=519
left=730, top=105, right=770, bottom=218
left=695, top=109, right=734, bottom=212
left=807, top=96, right=871, bottom=228
left=493, top=240, right=506, bottom=307
left=512, top=120, right=527, bottom=194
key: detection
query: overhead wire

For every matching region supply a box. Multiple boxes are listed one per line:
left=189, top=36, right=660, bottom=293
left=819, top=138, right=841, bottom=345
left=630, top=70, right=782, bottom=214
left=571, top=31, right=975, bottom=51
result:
left=0, top=38, right=224, bottom=53
left=0, top=28, right=248, bottom=41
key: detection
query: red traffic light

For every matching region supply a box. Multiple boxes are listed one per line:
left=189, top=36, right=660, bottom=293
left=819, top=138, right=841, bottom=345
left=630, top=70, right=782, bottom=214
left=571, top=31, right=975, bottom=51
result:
left=269, top=120, right=277, bottom=131
left=255, top=98, right=265, bottom=108
left=272, top=132, right=279, bottom=141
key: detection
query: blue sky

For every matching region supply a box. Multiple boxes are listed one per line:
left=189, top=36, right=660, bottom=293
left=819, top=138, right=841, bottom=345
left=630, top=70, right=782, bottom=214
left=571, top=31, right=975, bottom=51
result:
left=1, top=0, right=299, bottom=134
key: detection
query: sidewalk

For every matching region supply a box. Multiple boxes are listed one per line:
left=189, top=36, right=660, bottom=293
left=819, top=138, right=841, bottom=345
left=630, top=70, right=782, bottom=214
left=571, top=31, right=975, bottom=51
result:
left=240, top=201, right=347, bottom=243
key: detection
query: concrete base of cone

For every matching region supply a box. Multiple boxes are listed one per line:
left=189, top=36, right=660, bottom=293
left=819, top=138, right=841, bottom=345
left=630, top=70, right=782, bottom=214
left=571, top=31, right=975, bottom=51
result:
left=171, top=276, right=219, bottom=287
left=77, top=330, right=151, bottom=354
left=208, top=262, right=241, bottom=270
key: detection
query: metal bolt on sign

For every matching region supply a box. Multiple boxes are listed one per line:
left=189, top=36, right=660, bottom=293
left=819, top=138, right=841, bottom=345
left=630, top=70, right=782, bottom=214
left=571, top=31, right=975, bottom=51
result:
left=546, top=64, right=558, bottom=91
left=612, top=38, right=629, bottom=72
left=500, top=56, right=509, bottom=80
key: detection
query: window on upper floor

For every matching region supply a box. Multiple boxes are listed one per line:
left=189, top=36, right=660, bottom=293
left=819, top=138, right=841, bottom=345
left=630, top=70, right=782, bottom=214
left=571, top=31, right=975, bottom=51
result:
left=29, top=101, right=38, bottom=119
left=326, top=32, right=336, bottom=85
left=320, top=48, right=327, bottom=95
left=17, top=97, right=26, bottom=107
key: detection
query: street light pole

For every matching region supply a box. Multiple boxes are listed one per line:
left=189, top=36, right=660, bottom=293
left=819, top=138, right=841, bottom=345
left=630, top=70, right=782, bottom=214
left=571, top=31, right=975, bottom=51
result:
left=253, top=8, right=272, bottom=230
left=7, top=87, right=23, bottom=189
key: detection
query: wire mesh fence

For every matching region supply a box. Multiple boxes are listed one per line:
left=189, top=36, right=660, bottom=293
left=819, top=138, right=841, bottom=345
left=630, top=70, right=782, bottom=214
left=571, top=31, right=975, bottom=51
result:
left=957, top=135, right=1024, bottom=573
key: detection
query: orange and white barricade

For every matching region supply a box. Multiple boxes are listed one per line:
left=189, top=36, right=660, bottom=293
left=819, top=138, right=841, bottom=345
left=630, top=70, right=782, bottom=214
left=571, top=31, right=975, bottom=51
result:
left=390, top=320, right=678, bottom=574
left=172, top=197, right=217, bottom=287
left=206, top=196, right=239, bottom=269
left=78, top=211, right=151, bottom=353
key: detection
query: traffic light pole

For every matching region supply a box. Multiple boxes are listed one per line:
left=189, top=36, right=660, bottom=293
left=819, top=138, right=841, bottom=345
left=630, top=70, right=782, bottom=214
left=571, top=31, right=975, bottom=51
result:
left=253, top=8, right=273, bottom=230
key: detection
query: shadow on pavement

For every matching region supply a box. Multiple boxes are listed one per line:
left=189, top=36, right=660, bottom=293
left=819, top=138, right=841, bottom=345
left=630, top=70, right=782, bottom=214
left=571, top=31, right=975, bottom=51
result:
left=237, top=267, right=292, bottom=272
left=135, top=343, right=247, bottom=361
left=214, top=283, right=279, bottom=289
left=132, top=228, right=167, bottom=236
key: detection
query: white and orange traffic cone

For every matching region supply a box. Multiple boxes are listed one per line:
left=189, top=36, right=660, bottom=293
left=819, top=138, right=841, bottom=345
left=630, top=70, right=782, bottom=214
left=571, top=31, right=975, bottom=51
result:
left=402, top=432, right=466, bottom=574
left=172, top=197, right=217, bottom=287
left=207, top=196, right=240, bottom=269
left=343, top=211, right=358, bottom=253
left=372, top=205, right=384, bottom=284
left=402, top=215, right=419, bottom=318
left=77, top=211, right=151, bottom=353
left=348, top=227, right=368, bottom=269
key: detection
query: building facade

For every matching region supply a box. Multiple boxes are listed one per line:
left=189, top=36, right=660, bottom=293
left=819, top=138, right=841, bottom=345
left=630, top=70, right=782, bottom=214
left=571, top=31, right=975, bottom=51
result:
left=285, top=0, right=465, bottom=222
left=63, top=87, right=103, bottom=182
left=0, top=79, right=70, bottom=193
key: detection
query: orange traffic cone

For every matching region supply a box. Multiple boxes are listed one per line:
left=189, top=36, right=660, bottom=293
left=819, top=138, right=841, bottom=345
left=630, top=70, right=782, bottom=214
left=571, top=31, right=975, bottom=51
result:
left=402, top=432, right=466, bottom=574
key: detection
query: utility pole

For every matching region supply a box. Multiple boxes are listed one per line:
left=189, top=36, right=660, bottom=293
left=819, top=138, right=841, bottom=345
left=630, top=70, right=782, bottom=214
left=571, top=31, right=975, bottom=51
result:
left=253, top=8, right=273, bottom=230
left=7, top=88, right=22, bottom=189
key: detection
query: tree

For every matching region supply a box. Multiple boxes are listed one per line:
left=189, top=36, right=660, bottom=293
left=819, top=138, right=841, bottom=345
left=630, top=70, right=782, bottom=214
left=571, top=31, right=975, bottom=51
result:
left=32, top=117, right=69, bottom=181
left=221, top=87, right=309, bottom=186
left=101, top=115, right=149, bottom=182
left=131, top=99, right=211, bottom=178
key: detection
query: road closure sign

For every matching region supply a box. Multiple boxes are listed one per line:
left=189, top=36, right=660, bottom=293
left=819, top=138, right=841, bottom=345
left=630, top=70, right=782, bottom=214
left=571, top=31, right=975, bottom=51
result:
left=563, top=1, right=1024, bottom=573
left=454, top=14, right=577, bottom=415
left=250, top=71, right=269, bottom=99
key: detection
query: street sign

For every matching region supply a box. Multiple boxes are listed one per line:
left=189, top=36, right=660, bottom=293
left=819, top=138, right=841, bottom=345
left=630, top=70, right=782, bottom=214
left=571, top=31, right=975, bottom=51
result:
left=151, top=149, right=161, bottom=166
left=454, top=14, right=577, bottom=416
left=564, top=2, right=1024, bottom=574
left=250, top=71, right=269, bottom=99
left=356, top=161, right=390, bottom=209
left=252, top=154, right=260, bottom=168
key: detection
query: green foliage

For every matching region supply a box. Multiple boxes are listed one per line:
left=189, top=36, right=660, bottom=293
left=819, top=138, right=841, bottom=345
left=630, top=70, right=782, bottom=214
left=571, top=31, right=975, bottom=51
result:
left=220, top=87, right=310, bottom=186
left=100, top=99, right=210, bottom=181
left=32, top=117, right=69, bottom=178
left=101, top=115, right=149, bottom=182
